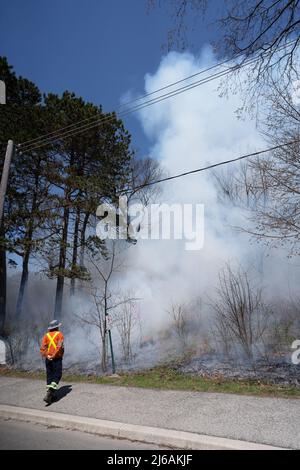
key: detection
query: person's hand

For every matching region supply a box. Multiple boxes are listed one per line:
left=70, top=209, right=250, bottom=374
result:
left=47, top=355, right=53, bottom=360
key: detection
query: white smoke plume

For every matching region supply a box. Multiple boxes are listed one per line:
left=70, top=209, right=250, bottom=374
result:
left=119, top=47, right=300, bottom=333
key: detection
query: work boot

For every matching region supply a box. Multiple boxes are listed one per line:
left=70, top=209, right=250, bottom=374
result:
left=47, top=382, right=58, bottom=401
left=43, top=388, right=54, bottom=404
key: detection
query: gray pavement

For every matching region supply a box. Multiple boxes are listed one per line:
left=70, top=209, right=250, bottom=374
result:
left=0, top=418, right=163, bottom=450
left=0, top=376, right=299, bottom=449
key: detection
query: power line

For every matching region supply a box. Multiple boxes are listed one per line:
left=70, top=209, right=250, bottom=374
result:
left=18, top=40, right=297, bottom=152
left=20, top=38, right=296, bottom=150
left=121, top=139, right=300, bottom=194
left=15, top=53, right=273, bottom=152
left=25, top=139, right=300, bottom=213
left=19, top=60, right=254, bottom=152
left=19, top=40, right=295, bottom=152
left=19, top=53, right=241, bottom=148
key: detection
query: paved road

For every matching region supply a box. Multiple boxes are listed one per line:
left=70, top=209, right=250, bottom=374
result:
left=0, top=418, right=163, bottom=450
left=0, top=376, right=299, bottom=449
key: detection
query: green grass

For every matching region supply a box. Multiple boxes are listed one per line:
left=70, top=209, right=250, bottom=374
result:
left=1, top=365, right=299, bottom=398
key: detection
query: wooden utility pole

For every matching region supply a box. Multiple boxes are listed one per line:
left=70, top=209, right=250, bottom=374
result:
left=0, top=140, right=14, bottom=336
left=0, top=140, right=14, bottom=223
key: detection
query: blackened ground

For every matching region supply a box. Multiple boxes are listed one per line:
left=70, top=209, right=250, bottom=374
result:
left=178, top=354, right=300, bottom=388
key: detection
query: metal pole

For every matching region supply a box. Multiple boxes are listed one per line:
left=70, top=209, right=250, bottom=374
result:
left=108, top=327, right=116, bottom=374
left=0, top=140, right=14, bottom=223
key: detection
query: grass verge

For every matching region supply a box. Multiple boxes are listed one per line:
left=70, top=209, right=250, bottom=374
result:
left=0, top=365, right=299, bottom=398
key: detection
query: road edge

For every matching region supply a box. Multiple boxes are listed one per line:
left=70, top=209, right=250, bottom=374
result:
left=0, top=404, right=285, bottom=450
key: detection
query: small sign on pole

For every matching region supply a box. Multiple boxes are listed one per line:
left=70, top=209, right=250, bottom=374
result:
left=106, top=315, right=112, bottom=331
left=0, top=81, right=6, bottom=104
left=0, top=339, right=6, bottom=364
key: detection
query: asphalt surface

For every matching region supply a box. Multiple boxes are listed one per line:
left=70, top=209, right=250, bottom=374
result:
left=0, top=376, right=299, bottom=449
left=0, top=418, right=163, bottom=450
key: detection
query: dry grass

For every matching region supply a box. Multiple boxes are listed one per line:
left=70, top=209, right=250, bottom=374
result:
left=0, top=365, right=299, bottom=398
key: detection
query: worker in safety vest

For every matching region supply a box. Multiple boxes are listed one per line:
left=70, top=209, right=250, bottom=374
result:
left=40, top=320, right=64, bottom=404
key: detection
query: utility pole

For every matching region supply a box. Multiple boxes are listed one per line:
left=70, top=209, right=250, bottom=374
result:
left=0, top=140, right=14, bottom=223
left=0, top=140, right=13, bottom=337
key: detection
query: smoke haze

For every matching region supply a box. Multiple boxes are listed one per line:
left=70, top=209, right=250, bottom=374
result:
left=7, top=47, right=300, bottom=369
left=119, top=48, right=300, bottom=334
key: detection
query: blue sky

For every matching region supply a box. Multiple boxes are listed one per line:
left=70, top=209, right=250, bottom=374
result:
left=0, top=0, right=219, bottom=153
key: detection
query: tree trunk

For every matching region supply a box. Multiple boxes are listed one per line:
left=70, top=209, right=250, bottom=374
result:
left=70, top=205, right=80, bottom=296
left=15, top=247, right=30, bottom=318
left=54, top=204, right=69, bottom=320
left=15, top=158, right=41, bottom=318
left=78, top=212, right=90, bottom=292
left=15, top=219, right=35, bottom=318
left=79, top=212, right=90, bottom=267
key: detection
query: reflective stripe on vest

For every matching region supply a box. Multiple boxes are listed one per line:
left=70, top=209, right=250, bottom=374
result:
left=47, top=332, right=59, bottom=352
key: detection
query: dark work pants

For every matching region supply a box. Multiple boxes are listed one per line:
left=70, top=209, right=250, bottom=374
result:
left=45, top=358, right=62, bottom=386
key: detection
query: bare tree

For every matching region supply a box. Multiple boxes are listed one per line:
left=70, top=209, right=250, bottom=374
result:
left=267, top=296, right=300, bottom=353
left=212, top=163, right=252, bottom=207
left=211, top=264, right=271, bottom=361
left=5, top=323, right=32, bottom=365
left=248, top=83, right=300, bottom=252
left=78, top=283, right=109, bottom=372
left=167, top=298, right=208, bottom=355
left=212, top=311, right=234, bottom=359
left=126, top=156, right=163, bottom=206
left=168, top=302, right=190, bottom=352
left=213, top=83, right=300, bottom=255
left=78, top=241, right=137, bottom=372
left=77, top=242, right=118, bottom=372
left=149, top=1, right=300, bottom=87
left=148, top=0, right=208, bottom=52
left=246, top=144, right=300, bottom=253
left=114, top=294, right=140, bottom=363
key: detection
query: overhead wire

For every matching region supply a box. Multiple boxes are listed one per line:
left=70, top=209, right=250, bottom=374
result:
left=18, top=39, right=297, bottom=153
left=19, top=52, right=245, bottom=148
left=15, top=53, right=275, bottom=152
left=120, top=139, right=300, bottom=193
left=19, top=61, right=255, bottom=152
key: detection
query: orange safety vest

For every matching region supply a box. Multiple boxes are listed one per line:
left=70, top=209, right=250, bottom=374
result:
left=40, top=331, right=64, bottom=358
